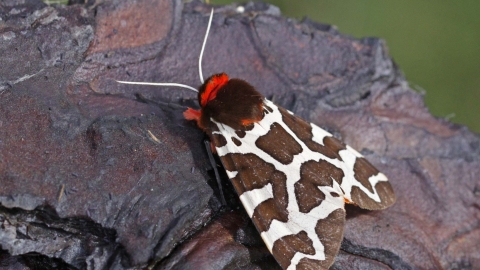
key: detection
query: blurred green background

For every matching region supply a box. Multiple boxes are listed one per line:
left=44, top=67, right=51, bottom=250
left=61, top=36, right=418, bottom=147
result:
left=211, top=0, right=480, bottom=134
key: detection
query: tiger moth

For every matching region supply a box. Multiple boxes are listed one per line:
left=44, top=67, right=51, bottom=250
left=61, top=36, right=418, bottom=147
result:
left=117, top=8, right=396, bottom=270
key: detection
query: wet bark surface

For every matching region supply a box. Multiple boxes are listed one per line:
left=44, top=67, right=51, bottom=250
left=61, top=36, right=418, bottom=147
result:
left=0, top=0, right=479, bottom=269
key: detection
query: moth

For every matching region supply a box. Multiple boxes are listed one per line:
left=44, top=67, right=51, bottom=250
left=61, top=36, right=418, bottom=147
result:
left=117, top=8, right=396, bottom=270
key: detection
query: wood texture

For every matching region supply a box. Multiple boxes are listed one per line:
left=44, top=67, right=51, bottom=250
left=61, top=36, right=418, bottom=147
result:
left=0, top=0, right=479, bottom=269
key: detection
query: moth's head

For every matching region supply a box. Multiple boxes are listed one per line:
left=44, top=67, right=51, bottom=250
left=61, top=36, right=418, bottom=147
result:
left=183, top=73, right=229, bottom=129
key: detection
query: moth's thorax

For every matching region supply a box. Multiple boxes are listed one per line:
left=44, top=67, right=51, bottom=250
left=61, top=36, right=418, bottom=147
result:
left=184, top=73, right=265, bottom=131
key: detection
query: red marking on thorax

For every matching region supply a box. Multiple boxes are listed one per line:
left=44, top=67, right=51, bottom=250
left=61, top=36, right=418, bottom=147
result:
left=200, top=73, right=229, bottom=107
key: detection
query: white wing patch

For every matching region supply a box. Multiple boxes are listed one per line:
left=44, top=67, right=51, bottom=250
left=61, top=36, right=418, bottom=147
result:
left=311, top=124, right=332, bottom=146
left=346, top=145, right=364, bottom=158
left=225, top=170, right=238, bottom=178
left=239, top=183, right=274, bottom=218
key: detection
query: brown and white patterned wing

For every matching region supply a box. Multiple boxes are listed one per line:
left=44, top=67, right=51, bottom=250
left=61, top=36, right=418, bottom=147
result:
left=264, top=101, right=395, bottom=211
left=209, top=99, right=353, bottom=270
left=304, top=118, right=395, bottom=210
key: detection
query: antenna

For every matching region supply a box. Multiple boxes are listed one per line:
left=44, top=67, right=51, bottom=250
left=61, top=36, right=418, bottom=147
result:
left=115, top=80, right=198, bottom=93
left=199, top=8, right=214, bottom=84
left=115, top=8, right=215, bottom=92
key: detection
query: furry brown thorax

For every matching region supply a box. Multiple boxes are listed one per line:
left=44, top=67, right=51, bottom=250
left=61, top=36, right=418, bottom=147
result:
left=184, top=73, right=265, bottom=131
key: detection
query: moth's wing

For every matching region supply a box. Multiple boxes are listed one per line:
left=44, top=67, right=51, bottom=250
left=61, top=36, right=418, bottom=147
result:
left=208, top=100, right=348, bottom=270
left=278, top=106, right=396, bottom=210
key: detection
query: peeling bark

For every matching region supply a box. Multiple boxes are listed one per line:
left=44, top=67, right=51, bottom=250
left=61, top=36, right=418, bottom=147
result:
left=0, top=0, right=479, bottom=269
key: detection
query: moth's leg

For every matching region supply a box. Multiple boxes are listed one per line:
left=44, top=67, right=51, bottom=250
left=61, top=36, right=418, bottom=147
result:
left=204, top=139, right=227, bottom=205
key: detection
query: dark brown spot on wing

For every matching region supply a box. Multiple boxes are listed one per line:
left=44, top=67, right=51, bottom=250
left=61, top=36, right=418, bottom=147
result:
left=296, top=258, right=325, bottom=270
left=278, top=107, right=311, bottom=141
left=212, top=133, right=227, bottom=147
left=323, top=136, right=347, bottom=156
left=256, top=123, right=303, bottom=164
left=295, top=160, right=345, bottom=213
left=296, top=208, right=345, bottom=270
left=220, top=153, right=236, bottom=172
left=281, top=209, right=345, bottom=269
left=272, top=231, right=316, bottom=269
left=330, top=192, right=340, bottom=197
left=231, top=137, right=242, bottom=146
left=278, top=107, right=343, bottom=161
left=264, top=104, right=273, bottom=113
left=305, top=140, right=343, bottom=161
left=351, top=181, right=396, bottom=210
left=210, top=123, right=220, bottom=133
left=245, top=123, right=255, bottom=131
left=352, top=157, right=378, bottom=193
left=252, top=195, right=289, bottom=232
left=235, top=130, right=246, bottom=138
left=220, top=153, right=281, bottom=194
left=219, top=152, right=289, bottom=232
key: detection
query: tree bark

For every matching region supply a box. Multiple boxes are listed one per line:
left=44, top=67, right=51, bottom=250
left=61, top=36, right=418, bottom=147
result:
left=0, top=0, right=478, bottom=269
